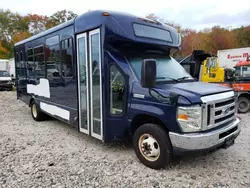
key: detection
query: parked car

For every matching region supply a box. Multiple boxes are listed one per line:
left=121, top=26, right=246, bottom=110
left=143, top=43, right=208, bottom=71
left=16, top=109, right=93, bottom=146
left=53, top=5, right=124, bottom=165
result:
left=0, top=70, right=13, bottom=91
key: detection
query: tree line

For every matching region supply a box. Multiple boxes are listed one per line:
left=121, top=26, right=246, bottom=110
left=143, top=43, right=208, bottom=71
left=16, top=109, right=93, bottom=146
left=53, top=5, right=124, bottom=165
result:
left=146, top=14, right=250, bottom=57
left=0, top=9, right=249, bottom=59
left=0, top=9, right=76, bottom=59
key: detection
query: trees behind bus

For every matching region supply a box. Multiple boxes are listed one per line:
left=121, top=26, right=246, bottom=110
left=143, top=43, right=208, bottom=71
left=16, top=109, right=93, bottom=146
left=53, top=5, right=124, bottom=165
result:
left=0, top=9, right=250, bottom=59
left=0, top=9, right=77, bottom=59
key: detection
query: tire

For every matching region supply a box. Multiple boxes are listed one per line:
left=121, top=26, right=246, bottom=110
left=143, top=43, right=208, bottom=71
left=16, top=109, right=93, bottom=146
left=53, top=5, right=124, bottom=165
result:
left=238, top=97, right=250, bottom=113
left=30, top=100, right=47, bottom=121
left=133, top=123, right=172, bottom=169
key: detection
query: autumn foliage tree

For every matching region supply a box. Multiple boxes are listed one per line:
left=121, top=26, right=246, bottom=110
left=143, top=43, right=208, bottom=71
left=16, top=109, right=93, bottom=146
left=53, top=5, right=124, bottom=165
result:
left=146, top=13, right=250, bottom=57
left=0, top=9, right=77, bottom=59
left=0, top=10, right=249, bottom=59
left=0, top=41, right=9, bottom=59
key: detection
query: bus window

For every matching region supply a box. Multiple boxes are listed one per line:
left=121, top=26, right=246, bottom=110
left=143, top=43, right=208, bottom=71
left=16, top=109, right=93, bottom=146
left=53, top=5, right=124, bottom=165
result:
left=61, top=38, right=73, bottom=77
left=27, top=48, right=35, bottom=77
left=46, top=36, right=60, bottom=78
left=46, top=35, right=59, bottom=46
left=34, top=46, right=45, bottom=78
left=46, top=45, right=60, bottom=78
left=109, top=65, right=125, bottom=115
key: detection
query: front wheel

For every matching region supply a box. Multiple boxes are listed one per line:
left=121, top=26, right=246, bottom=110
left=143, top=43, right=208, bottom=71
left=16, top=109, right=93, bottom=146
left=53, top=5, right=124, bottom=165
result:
left=133, top=123, right=172, bottom=169
left=238, top=97, right=250, bottom=113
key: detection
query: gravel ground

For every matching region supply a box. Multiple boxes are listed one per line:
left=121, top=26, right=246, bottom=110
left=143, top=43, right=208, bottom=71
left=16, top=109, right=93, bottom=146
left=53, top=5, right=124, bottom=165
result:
left=0, top=91, right=249, bottom=188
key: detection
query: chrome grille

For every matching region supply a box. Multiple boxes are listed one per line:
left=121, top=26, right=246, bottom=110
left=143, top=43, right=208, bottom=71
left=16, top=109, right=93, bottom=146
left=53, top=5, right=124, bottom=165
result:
left=201, top=91, right=236, bottom=130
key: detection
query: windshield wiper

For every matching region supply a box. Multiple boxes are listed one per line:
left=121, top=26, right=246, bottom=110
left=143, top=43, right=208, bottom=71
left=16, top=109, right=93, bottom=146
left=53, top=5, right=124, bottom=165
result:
left=176, top=76, right=191, bottom=81
left=156, top=76, right=179, bottom=82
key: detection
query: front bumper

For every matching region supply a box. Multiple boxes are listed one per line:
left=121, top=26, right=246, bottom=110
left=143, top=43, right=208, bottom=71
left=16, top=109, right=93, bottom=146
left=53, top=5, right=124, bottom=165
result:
left=0, top=83, right=12, bottom=90
left=169, top=117, right=241, bottom=151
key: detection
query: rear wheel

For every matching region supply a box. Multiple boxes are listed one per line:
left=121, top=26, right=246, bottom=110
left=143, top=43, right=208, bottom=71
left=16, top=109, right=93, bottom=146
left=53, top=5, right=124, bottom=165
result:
left=238, top=97, right=250, bottom=113
left=31, top=100, right=48, bottom=121
left=133, top=123, right=172, bottom=169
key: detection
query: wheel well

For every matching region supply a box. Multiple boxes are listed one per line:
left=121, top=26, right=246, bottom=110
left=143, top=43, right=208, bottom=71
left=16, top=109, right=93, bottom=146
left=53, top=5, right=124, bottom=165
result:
left=29, top=98, right=34, bottom=107
left=238, top=93, right=250, bottom=101
left=130, top=114, right=168, bottom=135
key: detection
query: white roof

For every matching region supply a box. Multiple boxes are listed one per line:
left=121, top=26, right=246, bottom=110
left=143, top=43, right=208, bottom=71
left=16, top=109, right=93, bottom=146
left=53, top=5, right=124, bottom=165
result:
left=0, top=59, right=9, bottom=62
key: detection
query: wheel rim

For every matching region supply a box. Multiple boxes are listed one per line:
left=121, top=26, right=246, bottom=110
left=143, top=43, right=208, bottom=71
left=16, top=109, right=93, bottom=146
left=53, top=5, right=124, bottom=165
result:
left=32, top=104, right=38, bottom=118
left=239, top=100, right=249, bottom=112
left=239, top=101, right=247, bottom=109
left=138, top=134, right=160, bottom=162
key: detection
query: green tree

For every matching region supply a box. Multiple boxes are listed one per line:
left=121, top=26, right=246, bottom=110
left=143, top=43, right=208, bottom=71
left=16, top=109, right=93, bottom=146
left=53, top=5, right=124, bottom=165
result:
left=0, top=9, right=29, bottom=58
left=47, top=10, right=77, bottom=28
left=0, top=9, right=29, bottom=41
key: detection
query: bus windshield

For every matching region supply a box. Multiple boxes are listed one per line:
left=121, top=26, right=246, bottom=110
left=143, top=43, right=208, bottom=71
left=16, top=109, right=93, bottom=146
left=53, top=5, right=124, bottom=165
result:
left=127, top=54, right=193, bottom=82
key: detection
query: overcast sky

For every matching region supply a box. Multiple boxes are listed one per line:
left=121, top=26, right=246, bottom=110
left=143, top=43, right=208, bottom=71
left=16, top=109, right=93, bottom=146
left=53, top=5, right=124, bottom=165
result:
left=1, top=0, right=250, bottom=30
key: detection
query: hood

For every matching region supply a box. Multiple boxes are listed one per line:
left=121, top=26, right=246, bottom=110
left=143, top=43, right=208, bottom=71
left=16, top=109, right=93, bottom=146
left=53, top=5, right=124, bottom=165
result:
left=0, top=77, right=12, bottom=81
left=155, top=81, right=232, bottom=104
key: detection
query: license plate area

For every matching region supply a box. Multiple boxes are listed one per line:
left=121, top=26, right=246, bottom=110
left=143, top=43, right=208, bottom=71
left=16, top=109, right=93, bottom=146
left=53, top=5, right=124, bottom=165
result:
left=223, top=135, right=235, bottom=149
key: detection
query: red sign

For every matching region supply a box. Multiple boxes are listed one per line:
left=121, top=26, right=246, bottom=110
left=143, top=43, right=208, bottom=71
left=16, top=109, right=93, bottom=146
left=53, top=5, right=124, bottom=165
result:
left=227, top=53, right=249, bottom=59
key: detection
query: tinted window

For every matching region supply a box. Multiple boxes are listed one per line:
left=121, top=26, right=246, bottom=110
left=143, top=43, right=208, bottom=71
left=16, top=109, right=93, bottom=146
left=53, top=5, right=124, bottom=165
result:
left=46, top=45, right=60, bottom=78
left=109, top=65, right=125, bottom=115
left=16, top=52, right=19, bottom=62
left=34, top=54, right=45, bottom=78
left=20, top=52, right=23, bottom=61
left=27, top=61, right=35, bottom=77
left=27, top=49, right=35, bottom=77
left=34, top=46, right=44, bottom=54
left=46, top=35, right=59, bottom=46
left=27, top=48, right=33, bottom=56
left=61, top=38, right=73, bottom=77
left=16, top=51, right=26, bottom=79
left=133, top=23, right=172, bottom=42
left=68, top=38, right=72, bottom=48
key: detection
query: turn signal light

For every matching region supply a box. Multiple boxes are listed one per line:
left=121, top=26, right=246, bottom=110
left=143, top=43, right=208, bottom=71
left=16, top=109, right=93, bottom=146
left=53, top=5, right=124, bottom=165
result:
left=103, top=12, right=110, bottom=16
left=178, top=114, right=189, bottom=121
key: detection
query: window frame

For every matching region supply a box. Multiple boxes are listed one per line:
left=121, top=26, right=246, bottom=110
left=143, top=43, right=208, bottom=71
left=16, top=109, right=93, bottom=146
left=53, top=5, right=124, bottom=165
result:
left=108, top=63, right=128, bottom=116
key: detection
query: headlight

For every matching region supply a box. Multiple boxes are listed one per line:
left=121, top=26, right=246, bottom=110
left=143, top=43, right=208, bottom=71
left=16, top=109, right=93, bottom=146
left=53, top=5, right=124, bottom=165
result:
left=7, top=81, right=12, bottom=84
left=177, top=105, right=202, bottom=132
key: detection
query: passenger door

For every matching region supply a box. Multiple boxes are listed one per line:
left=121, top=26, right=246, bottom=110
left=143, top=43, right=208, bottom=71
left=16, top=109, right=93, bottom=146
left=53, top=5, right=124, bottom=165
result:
left=76, top=29, right=103, bottom=140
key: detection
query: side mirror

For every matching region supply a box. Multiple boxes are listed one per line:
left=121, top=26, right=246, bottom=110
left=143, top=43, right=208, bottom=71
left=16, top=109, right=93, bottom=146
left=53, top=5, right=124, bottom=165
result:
left=11, top=74, right=14, bottom=78
left=141, top=59, right=156, bottom=88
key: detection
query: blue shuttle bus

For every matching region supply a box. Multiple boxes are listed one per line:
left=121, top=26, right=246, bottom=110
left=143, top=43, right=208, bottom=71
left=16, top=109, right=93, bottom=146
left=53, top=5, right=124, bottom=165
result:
left=14, top=10, right=241, bottom=169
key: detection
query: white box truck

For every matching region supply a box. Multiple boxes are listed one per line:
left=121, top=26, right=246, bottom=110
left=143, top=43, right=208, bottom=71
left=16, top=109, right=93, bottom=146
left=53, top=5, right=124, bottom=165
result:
left=0, top=59, right=13, bottom=91
left=8, top=58, right=15, bottom=79
left=0, top=59, right=9, bottom=71
left=217, top=47, right=250, bottom=69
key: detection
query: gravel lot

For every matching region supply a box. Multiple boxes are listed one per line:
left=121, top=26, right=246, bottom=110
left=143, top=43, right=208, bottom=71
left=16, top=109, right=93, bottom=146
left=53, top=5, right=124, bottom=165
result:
left=0, top=91, right=249, bottom=188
